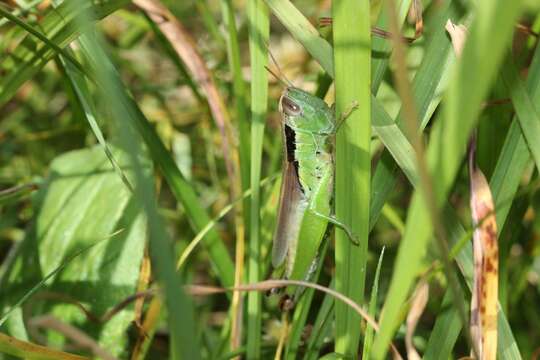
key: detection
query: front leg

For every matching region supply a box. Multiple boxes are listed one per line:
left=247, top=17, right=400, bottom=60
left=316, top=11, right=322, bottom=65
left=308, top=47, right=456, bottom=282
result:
left=334, top=100, right=359, bottom=133
left=314, top=101, right=359, bottom=136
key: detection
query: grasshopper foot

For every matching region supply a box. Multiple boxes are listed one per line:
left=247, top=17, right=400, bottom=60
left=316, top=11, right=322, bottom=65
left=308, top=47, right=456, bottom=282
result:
left=311, top=210, right=359, bottom=246
left=334, top=100, right=360, bottom=131
left=279, top=295, right=295, bottom=312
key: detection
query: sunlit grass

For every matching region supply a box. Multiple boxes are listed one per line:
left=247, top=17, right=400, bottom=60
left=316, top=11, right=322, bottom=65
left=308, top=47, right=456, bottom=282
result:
left=0, top=0, right=539, bottom=358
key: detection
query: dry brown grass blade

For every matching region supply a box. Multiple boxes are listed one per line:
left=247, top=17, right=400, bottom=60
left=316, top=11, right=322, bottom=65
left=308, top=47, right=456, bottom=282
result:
left=186, top=280, right=404, bottom=360
left=405, top=279, right=429, bottom=360
left=25, top=280, right=403, bottom=357
left=23, top=291, right=154, bottom=326
left=407, top=0, right=423, bottom=39
left=468, top=137, right=499, bottom=360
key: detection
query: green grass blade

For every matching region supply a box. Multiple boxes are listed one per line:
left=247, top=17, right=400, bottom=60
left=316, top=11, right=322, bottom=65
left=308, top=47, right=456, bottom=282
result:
left=332, top=0, right=371, bottom=355
left=61, top=56, right=134, bottom=193
left=303, top=279, right=336, bottom=360
left=362, top=247, right=385, bottom=358
left=423, top=292, right=462, bottom=359
left=264, top=0, right=334, bottom=76
left=490, top=121, right=531, bottom=229
left=371, top=0, right=526, bottom=357
left=222, top=0, right=250, bottom=193
left=420, top=14, right=540, bottom=360
left=246, top=0, right=269, bottom=357
left=76, top=27, right=200, bottom=359
left=371, top=0, right=412, bottom=91
left=501, top=56, right=540, bottom=172
left=195, top=0, right=226, bottom=49
left=370, top=0, right=461, bottom=227
left=0, top=4, right=86, bottom=77
left=113, top=94, right=235, bottom=286
left=492, top=42, right=540, bottom=228
left=0, top=0, right=233, bottom=289
left=0, top=0, right=129, bottom=106
left=371, top=99, right=418, bottom=185
left=76, top=23, right=234, bottom=286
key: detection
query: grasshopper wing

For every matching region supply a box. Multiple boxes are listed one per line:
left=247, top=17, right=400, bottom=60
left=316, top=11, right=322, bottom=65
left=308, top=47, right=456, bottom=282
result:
left=272, top=161, right=306, bottom=269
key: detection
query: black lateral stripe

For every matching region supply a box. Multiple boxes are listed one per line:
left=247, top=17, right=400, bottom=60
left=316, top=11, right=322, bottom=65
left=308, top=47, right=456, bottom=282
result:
left=284, top=124, right=303, bottom=191
left=284, top=124, right=296, bottom=163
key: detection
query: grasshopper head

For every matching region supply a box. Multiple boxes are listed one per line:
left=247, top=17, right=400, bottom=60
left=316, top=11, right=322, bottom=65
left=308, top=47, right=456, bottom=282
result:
left=279, top=87, right=334, bottom=133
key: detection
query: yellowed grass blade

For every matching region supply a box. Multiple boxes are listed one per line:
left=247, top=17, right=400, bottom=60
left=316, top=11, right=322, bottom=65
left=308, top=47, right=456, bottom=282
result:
left=469, top=138, right=499, bottom=360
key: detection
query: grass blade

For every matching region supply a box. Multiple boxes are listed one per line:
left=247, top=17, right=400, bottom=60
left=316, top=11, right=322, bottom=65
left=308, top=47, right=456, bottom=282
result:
left=362, top=247, right=385, bottom=358
left=501, top=56, right=540, bottom=172
left=423, top=292, right=462, bottom=359
left=75, top=13, right=200, bottom=356
left=0, top=1, right=235, bottom=287
left=246, top=0, right=269, bottom=357
left=332, top=0, right=371, bottom=355
left=0, top=0, right=129, bottom=106
left=423, top=26, right=540, bottom=360
left=221, top=0, right=251, bottom=350
left=372, top=0, right=526, bottom=356
left=303, top=280, right=335, bottom=360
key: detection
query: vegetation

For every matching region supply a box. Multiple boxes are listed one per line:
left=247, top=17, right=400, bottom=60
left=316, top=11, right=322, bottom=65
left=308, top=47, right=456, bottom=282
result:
left=0, top=0, right=539, bottom=359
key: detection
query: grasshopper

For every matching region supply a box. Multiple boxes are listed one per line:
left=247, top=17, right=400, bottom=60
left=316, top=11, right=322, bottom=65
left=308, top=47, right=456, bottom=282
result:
left=268, top=72, right=358, bottom=310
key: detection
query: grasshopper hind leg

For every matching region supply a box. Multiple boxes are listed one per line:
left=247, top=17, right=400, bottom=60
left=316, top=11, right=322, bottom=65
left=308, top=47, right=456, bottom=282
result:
left=278, top=228, right=332, bottom=311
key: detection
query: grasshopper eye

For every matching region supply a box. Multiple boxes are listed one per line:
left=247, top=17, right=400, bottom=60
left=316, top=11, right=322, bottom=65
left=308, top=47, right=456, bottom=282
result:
left=281, top=96, right=302, bottom=116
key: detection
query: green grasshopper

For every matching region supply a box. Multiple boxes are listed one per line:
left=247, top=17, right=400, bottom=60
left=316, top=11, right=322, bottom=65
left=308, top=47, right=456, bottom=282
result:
left=268, top=71, right=358, bottom=310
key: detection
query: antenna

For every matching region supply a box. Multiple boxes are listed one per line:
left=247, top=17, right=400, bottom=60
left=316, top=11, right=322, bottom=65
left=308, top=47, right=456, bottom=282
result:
left=265, top=66, right=290, bottom=88
left=266, top=43, right=294, bottom=87
left=319, top=17, right=417, bottom=43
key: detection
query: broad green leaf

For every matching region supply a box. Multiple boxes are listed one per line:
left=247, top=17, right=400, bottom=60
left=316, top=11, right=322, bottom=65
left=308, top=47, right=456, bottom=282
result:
left=1, top=146, right=146, bottom=357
